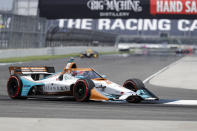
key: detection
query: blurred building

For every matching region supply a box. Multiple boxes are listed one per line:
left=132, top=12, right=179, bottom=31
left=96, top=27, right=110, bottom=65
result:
left=0, top=0, right=197, bottom=48
left=0, top=0, right=46, bottom=49
left=0, top=0, right=13, bottom=12
left=12, top=0, right=38, bottom=16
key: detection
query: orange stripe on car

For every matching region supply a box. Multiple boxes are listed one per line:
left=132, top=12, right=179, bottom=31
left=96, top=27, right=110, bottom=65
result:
left=90, top=88, right=109, bottom=101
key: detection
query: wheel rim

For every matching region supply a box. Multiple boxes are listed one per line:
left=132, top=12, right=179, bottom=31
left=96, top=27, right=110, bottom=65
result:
left=8, top=78, right=19, bottom=97
left=74, top=81, right=87, bottom=101
left=124, top=81, right=137, bottom=92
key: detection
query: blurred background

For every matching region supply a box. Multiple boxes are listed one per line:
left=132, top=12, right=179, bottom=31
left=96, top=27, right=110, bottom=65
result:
left=0, top=0, right=196, bottom=54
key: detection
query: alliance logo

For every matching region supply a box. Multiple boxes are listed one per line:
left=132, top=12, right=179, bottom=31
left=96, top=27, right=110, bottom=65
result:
left=87, top=0, right=142, bottom=12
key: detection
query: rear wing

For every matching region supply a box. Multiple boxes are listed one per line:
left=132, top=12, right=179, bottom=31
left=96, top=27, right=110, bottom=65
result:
left=9, top=66, right=55, bottom=75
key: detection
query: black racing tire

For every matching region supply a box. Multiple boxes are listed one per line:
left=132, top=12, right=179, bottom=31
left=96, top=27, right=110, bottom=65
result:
left=126, top=95, right=142, bottom=103
left=123, top=79, right=145, bottom=103
left=7, top=75, right=26, bottom=99
left=73, top=79, right=95, bottom=102
left=123, top=79, right=145, bottom=92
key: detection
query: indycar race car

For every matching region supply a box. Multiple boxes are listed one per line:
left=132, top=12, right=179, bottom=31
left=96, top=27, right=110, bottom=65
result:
left=79, top=49, right=99, bottom=58
left=7, top=59, right=158, bottom=103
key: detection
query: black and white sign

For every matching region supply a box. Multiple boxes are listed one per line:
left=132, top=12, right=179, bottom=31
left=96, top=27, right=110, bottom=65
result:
left=59, top=19, right=197, bottom=32
left=39, top=0, right=197, bottom=19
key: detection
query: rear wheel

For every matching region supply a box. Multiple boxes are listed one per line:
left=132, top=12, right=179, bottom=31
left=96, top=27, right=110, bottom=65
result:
left=93, top=53, right=99, bottom=58
left=123, top=79, right=144, bottom=103
left=7, top=75, right=26, bottom=99
left=73, top=79, right=94, bottom=102
left=80, top=54, right=84, bottom=58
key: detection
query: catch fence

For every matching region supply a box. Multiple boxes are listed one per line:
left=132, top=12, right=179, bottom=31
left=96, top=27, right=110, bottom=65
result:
left=0, top=11, right=46, bottom=49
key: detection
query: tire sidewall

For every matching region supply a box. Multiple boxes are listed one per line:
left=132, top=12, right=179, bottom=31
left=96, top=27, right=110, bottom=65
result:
left=123, top=79, right=144, bottom=103
left=126, top=95, right=141, bottom=103
left=7, top=75, right=22, bottom=99
left=73, top=79, right=94, bottom=102
left=123, top=79, right=138, bottom=92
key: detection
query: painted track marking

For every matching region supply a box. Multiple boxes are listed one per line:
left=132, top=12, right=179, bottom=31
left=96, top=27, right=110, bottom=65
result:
left=162, top=100, right=197, bottom=106
left=141, top=99, right=197, bottom=106
left=142, top=56, right=197, bottom=106
left=143, top=56, right=185, bottom=83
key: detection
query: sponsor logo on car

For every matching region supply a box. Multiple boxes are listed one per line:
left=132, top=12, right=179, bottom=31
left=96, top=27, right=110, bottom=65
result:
left=44, top=85, right=68, bottom=92
left=96, top=84, right=106, bottom=91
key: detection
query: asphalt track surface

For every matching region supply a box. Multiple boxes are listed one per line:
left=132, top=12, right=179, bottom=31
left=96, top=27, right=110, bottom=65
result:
left=0, top=54, right=197, bottom=121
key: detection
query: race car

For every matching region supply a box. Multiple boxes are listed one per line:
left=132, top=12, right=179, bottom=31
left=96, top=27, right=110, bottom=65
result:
left=175, top=48, right=193, bottom=54
left=79, top=49, right=99, bottom=58
left=7, top=59, right=158, bottom=103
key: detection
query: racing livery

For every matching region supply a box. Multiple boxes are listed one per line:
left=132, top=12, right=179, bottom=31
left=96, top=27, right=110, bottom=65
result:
left=7, top=59, right=158, bottom=103
left=80, top=49, right=99, bottom=58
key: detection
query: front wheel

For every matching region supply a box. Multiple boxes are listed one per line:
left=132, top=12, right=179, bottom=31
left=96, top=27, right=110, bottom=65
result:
left=123, top=79, right=145, bottom=103
left=126, top=96, right=142, bottom=103
left=73, top=79, right=94, bottom=102
left=123, top=79, right=145, bottom=92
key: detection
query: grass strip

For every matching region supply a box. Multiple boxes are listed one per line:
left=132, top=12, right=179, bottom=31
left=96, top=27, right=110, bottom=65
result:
left=0, top=51, right=132, bottom=63
left=0, top=53, right=79, bottom=63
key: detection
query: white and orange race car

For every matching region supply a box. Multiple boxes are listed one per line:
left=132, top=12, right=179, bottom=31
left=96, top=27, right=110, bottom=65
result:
left=7, top=59, right=158, bottom=103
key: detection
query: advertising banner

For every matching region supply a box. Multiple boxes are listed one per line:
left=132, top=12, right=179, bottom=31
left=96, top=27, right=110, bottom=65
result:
left=58, top=19, right=197, bottom=36
left=39, top=0, right=197, bottom=19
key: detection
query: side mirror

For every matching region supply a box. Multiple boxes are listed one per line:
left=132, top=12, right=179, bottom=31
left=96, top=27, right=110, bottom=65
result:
left=102, top=75, right=107, bottom=78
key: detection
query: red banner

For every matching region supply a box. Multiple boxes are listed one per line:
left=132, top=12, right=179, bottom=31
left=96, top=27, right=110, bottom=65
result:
left=150, top=0, right=197, bottom=15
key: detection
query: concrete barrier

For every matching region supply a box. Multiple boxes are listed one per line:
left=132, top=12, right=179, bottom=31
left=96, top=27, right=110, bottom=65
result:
left=0, top=46, right=116, bottom=59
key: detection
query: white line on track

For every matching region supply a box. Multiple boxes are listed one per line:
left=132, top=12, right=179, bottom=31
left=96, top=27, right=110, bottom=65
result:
left=109, top=99, right=197, bottom=106
left=145, top=99, right=197, bottom=106
left=143, top=56, right=185, bottom=83
left=143, top=66, right=169, bottom=84
left=162, top=100, right=197, bottom=106
left=142, top=56, right=197, bottom=106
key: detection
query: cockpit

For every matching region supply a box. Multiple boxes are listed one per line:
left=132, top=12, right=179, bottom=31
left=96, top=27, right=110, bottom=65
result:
left=61, top=60, right=105, bottom=80
left=71, top=70, right=102, bottom=79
